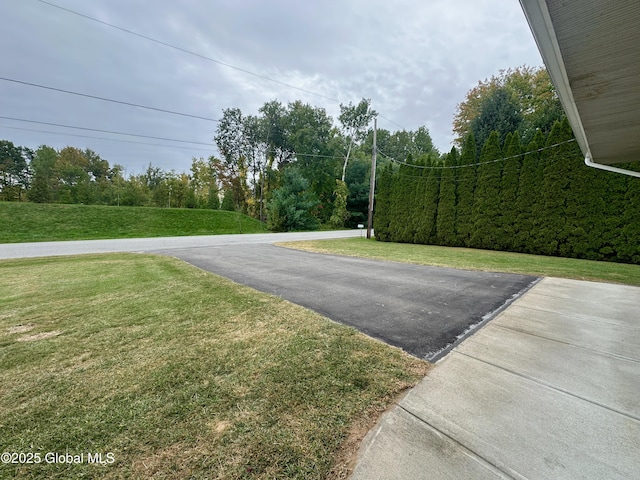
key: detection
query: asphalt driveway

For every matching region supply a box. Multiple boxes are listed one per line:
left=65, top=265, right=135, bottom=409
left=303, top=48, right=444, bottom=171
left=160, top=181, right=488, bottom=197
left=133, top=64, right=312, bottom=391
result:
left=156, top=244, right=538, bottom=360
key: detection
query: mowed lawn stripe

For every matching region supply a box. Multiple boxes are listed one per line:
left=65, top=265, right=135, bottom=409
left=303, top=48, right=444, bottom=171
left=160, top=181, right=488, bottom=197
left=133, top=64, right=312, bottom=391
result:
left=0, top=253, right=428, bottom=479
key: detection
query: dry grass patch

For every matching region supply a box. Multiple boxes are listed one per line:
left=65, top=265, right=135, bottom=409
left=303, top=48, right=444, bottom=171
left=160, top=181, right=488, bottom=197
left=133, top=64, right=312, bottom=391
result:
left=7, top=323, right=36, bottom=334
left=0, top=253, right=428, bottom=479
left=15, top=330, right=62, bottom=342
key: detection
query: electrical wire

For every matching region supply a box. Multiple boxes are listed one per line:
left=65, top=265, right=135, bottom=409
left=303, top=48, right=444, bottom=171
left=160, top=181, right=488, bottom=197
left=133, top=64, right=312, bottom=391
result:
left=1, top=73, right=398, bottom=159
left=36, top=0, right=341, bottom=103
left=0, top=125, right=217, bottom=153
left=0, top=116, right=215, bottom=146
left=378, top=139, right=577, bottom=170
left=35, top=0, right=410, bottom=131
left=0, top=124, right=349, bottom=161
left=0, top=77, right=219, bottom=122
left=377, top=114, right=406, bottom=131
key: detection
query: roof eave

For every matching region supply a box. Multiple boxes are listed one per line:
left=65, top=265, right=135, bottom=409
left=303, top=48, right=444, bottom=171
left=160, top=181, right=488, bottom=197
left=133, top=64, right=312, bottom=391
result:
left=518, top=0, right=640, bottom=178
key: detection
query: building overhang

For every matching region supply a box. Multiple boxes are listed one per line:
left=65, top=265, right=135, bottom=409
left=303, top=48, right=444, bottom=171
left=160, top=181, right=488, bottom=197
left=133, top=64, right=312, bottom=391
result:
left=519, top=0, right=640, bottom=177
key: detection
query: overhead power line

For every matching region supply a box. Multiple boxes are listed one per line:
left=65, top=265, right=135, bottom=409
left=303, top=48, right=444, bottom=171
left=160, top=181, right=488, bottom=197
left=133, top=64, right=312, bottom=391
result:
left=35, top=0, right=409, bottom=131
left=36, top=0, right=341, bottom=103
left=0, top=125, right=348, bottom=160
left=0, top=77, right=219, bottom=122
left=0, top=116, right=215, bottom=146
left=2, top=75, right=409, bottom=145
left=377, top=114, right=406, bottom=131
left=378, top=139, right=577, bottom=170
left=0, top=125, right=217, bottom=152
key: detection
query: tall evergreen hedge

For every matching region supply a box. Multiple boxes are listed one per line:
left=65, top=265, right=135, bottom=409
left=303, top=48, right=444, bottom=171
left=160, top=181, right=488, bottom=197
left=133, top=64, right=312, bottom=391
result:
left=435, top=148, right=458, bottom=246
left=374, top=119, right=640, bottom=264
left=454, top=134, right=477, bottom=247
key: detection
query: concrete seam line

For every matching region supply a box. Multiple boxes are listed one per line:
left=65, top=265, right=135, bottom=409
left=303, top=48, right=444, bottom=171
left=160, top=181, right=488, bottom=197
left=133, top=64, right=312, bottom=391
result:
left=505, top=303, right=640, bottom=330
left=453, top=350, right=640, bottom=424
left=395, top=405, right=524, bottom=480
left=490, top=323, right=640, bottom=365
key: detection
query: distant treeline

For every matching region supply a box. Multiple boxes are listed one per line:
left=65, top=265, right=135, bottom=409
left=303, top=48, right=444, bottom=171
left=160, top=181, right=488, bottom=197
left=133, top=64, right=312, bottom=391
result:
left=0, top=141, right=228, bottom=210
left=374, top=118, right=640, bottom=265
left=0, top=98, right=435, bottom=230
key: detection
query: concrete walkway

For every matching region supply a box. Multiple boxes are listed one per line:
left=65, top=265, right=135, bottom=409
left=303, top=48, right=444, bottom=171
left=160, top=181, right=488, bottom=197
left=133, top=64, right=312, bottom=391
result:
left=351, top=277, right=640, bottom=479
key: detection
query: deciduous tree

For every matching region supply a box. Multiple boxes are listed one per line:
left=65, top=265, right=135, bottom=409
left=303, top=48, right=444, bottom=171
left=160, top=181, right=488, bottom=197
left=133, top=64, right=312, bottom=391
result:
left=0, top=140, right=29, bottom=201
left=215, top=107, right=249, bottom=212
left=453, top=66, right=564, bottom=148
left=338, top=98, right=376, bottom=182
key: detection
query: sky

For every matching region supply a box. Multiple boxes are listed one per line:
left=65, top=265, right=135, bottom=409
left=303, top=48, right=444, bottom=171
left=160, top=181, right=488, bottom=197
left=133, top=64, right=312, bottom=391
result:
left=0, top=0, right=543, bottom=175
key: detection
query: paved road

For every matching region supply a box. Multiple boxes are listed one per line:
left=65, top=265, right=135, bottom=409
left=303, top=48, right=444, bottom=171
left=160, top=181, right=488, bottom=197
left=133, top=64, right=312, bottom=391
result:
left=156, top=244, right=538, bottom=360
left=0, top=230, right=362, bottom=259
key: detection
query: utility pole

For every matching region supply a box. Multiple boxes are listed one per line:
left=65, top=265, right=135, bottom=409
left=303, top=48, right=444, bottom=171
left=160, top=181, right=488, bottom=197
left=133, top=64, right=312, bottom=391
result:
left=366, top=117, right=377, bottom=239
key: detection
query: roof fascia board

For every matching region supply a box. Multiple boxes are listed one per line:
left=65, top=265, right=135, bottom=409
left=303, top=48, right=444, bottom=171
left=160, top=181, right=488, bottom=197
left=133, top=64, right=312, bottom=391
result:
left=518, top=0, right=590, bottom=157
left=519, top=0, right=640, bottom=178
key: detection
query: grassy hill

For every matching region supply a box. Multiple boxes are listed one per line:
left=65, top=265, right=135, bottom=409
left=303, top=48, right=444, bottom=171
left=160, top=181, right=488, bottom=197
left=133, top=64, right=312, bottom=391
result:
left=0, top=202, right=268, bottom=243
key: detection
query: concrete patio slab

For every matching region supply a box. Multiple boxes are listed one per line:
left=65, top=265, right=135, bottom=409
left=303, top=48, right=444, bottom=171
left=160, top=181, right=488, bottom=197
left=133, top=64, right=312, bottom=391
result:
left=351, top=277, right=640, bottom=480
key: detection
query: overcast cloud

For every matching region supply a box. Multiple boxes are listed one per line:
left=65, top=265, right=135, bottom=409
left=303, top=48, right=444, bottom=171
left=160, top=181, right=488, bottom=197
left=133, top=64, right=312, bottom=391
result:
left=0, top=0, right=542, bottom=174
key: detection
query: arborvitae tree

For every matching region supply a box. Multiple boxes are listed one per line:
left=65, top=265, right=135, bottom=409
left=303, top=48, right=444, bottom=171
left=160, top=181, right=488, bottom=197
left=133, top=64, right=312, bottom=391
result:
left=414, top=155, right=440, bottom=244
left=436, top=147, right=459, bottom=246
left=373, top=165, right=394, bottom=241
left=561, top=134, right=605, bottom=260
left=385, top=171, right=400, bottom=242
left=600, top=168, right=632, bottom=261
left=502, top=132, right=514, bottom=158
left=369, top=115, right=639, bottom=263
left=455, top=133, right=477, bottom=246
left=470, top=131, right=503, bottom=250
left=514, top=130, right=545, bottom=253
left=619, top=162, right=640, bottom=263
left=387, top=161, right=410, bottom=242
left=498, top=132, right=522, bottom=250
left=426, top=160, right=441, bottom=244
left=408, top=158, right=427, bottom=243
left=389, top=155, right=418, bottom=242
left=539, top=119, right=573, bottom=256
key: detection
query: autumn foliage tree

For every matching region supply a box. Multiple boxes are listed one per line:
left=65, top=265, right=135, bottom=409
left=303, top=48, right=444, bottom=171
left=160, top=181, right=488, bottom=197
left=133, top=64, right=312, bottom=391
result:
left=453, top=66, right=564, bottom=149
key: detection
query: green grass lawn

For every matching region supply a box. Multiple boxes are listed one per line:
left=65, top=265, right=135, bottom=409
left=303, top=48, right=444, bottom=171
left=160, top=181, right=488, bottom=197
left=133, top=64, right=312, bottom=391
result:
left=279, top=238, right=640, bottom=287
left=0, top=254, right=428, bottom=479
left=0, top=202, right=268, bottom=243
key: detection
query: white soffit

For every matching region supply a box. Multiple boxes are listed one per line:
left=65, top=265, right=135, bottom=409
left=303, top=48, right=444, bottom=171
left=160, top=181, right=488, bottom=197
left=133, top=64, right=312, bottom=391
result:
left=519, top=0, right=640, bottom=167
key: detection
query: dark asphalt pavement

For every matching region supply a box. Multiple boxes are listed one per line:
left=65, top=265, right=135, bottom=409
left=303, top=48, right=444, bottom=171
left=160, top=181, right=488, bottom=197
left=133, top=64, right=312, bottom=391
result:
left=156, top=244, right=538, bottom=360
